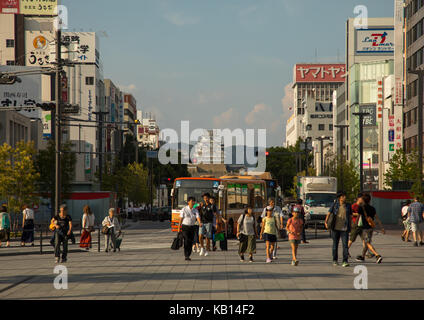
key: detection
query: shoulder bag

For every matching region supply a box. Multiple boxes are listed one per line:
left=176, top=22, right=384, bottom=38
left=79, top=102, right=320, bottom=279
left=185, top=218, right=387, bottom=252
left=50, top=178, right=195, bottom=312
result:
left=326, top=206, right=336, bottom=230
left=237, top=214, right=247, bottom=242
left=101, top=217, right=110, bottom=234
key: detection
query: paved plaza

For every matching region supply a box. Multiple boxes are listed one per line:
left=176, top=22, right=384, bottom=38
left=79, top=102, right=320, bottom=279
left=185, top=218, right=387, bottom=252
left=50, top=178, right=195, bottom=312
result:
left=0, top=221, right=423, bottom=300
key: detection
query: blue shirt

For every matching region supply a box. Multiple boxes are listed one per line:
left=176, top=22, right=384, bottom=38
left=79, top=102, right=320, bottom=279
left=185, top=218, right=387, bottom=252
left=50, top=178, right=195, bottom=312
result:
left=408, top=202, right=424, bottom=224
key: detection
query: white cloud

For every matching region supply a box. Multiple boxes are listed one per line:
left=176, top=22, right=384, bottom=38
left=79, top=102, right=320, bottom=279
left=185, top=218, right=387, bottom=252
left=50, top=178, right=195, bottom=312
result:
left=163, top=12, right=200, bottom=26
left=245, top=103, right=270, bottom=126
left=213, top=108, right=237, bottom=128
left=118, top=83, right=137, bottom=93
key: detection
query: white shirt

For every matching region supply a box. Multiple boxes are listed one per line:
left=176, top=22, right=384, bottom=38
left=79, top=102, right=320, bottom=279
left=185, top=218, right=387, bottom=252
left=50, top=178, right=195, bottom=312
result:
left=23, top=208, right=34, bottom=220
left=82, top=214, right=95, bottom=228
left=102, top=216, right=121, bottom=233
left=261, top=206, right=283, bottom=219
left=401, top=205, right=409, bottom=217
left=180, top=206, right=200, bottom=226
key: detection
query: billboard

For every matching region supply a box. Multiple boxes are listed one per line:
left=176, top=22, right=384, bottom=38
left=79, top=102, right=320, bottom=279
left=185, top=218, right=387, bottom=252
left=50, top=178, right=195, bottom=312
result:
left=1, top=0, right=19, bottom=13
left=25, top=31, right=55, bottom=66
left=62, top=32, right=98, bottom=64
left=359, top=105, right=376, bottom=127
left=294, top=64, right=346, bottom=83
left=20, top=0, right=57, bottom=15
left=356, top=28, right=395, bottom=54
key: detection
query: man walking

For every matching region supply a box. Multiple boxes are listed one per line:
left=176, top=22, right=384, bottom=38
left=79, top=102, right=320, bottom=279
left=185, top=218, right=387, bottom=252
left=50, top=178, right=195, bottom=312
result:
left=325, top=192, right=352, bottom=267
left=178, top=197, right=200, bottom=261
left=348, top=194, right=364, bottom=254
left=198, top=193, right=216, bottom=256
left=408, top=197, right=424, bottom=247
left=261, top=198, right=284, bottom=259
left=51, top=204, right=73, bottom=263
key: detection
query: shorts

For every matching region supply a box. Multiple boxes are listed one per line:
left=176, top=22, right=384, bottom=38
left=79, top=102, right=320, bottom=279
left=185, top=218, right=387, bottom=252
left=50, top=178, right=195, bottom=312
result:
left=199, top=223, right=213, bottom=239
left=360, top=229, right=373, bottom=244
left=350, top=224, right=362, bottom=242
left=411, top=222, right=423, bottom=233
left=403, top=218, right=411, bottom=231
left=263, top=233, right=277, bottom=243
left=289, top=239, right=300, bottom=245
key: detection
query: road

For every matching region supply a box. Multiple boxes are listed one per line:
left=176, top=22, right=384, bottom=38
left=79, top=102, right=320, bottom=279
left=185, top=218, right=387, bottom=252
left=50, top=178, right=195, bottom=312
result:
left=0, top=221, right=423, bottom=300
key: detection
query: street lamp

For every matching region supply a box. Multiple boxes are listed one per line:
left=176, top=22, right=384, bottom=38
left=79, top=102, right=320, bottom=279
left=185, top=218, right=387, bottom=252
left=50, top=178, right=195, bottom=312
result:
left=408, top=68, right=424, bottom=191
left=352, top=112, right=370, bottom=193
left=316, top=136, right=332, bottom=176
left=334, top=125, right=349, bottom=191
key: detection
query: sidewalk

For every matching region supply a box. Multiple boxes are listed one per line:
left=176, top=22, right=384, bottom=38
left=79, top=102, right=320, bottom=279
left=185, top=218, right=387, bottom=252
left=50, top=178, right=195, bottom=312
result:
left=0, top=221, right=423, bottom=300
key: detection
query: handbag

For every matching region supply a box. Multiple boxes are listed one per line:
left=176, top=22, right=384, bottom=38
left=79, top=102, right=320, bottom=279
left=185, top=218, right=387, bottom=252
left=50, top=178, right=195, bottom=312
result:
left=357, top=215, right=363, bottom=227
left=101, top=225, right=109, bottom=234
left=327, top=212, right=336, bottom=230
left=171, top=232, right=183, bottom=250
left=214, top=232, right=225, bottom=242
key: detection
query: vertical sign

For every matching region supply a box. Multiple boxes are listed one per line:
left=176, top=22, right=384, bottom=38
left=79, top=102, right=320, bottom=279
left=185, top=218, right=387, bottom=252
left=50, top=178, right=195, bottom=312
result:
left=85, top=142, right=91, bottom=175
left=61, top=74, right=68, bottom=103
left=394, top=106, right=403, bottom=151
left=394, top=0, right=404, bottom=106
left=41, top=110, right=51, bottom=140
left=376, top=79, right=383, bottom=122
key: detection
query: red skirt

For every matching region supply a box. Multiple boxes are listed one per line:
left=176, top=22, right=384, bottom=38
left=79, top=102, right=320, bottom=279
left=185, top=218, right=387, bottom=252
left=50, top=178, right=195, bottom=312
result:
left=79, top=230, right=92, bottom=248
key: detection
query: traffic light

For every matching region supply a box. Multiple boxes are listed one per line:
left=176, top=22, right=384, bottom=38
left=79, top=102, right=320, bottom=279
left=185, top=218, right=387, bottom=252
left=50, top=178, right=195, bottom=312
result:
left=265, top=151, right=270, bottom=156
left=36, top=102, right=56, bottom=111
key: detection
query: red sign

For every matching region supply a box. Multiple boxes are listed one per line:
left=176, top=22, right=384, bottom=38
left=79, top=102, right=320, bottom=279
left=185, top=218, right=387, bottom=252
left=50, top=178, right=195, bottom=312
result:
left=61, top=75, right=68, bottom=103
left=1, top=0, right=19, bottom=13
left=295, top=64, right=346, bottom=83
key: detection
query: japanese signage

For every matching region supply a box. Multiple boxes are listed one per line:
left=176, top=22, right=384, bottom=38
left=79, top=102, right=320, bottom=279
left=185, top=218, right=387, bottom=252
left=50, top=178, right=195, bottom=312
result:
left=376, top=79, right=383, bottom=122
left=61, top=74, right=68, bottom=103
left=394, top=106, right=403, bottom=152
left=62, top=32, right=98, bottom=64
left=294, top=64, right=346, bottom=83
left=356, top=28, right=395, bottom=54
left=360, top=105, right=376, bottom=127
left=394, top=0, right=404, bottom=106
left=20, top=0, right=57, bottom=15
left=85, top=142, right=91, bottom=174
left=41, top=110, right=51, bottom=139
left=0, top=66, right=41, bottom=108
left=25, top=31, right=54, bottom=66
left=1, top=0, right=19, bottom=13
left=87, top=89, right=93, bottom=121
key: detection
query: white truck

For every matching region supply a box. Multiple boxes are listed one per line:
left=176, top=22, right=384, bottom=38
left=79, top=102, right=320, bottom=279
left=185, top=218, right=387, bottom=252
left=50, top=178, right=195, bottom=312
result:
left=297, top=176, right=337, bottom=225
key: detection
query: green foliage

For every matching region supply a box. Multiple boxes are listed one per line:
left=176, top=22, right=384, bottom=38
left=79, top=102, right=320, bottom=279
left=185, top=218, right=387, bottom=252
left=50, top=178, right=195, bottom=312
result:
left=35, top=139, right=76, bottom=199
left=384, top=149, right=419, bottom=189
left=327, top=158, right=360, bottom=203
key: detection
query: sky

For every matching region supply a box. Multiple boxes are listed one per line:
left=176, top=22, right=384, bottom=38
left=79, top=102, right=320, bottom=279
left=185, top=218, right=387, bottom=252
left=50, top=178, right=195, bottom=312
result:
left=62, top=0, right=394, bottom=147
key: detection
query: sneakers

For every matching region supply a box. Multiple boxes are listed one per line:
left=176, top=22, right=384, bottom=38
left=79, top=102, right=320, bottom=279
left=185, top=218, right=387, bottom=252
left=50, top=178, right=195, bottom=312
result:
left=185, top=257, right=191, bottom=261
left=266, top=258, right=272, bottom=263
left=55, top=257, right=60, bottom=263
left=333, top=261, right=339, bottom=266
left=356, top=255, right=365, bottom=262
left=414, top=242, right=419, bottom=247
left=249, top=257, right=254, bottom=263
left=295, top=260, right=299, bottom=266
left=272, top=255, right=277, bottom=260
left=342, top=262, right=350, bottom=267
left=61, top=258, right=67, bottom=263
left=199, top=248, right=205, bottom=256
left=240, top=255, right=245, bottom=262
left=291, top=260, right=296, bottom=266
left=204, top=250, right=209, bottom=257
left=376, top=255, right=383, bottom=264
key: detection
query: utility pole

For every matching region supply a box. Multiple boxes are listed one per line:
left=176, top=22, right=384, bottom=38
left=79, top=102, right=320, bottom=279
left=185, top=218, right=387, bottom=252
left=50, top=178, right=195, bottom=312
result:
left=408, top=69, right=424, bottom=191
left=335, top=125, right=349, bottom=192
left=353, top=112, right=370, bottom=193
left=93, top=111, right=109, bottom=190
left=55, top=28, right=62, bottom=216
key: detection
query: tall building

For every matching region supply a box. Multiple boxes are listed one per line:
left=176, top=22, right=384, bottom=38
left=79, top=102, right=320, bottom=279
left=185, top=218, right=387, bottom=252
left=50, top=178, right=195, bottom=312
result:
left=123, top=93, right=137, bottom=137
left=136, top=111, right=160, bottom=150
left=285, top=63, right=345, bottom=147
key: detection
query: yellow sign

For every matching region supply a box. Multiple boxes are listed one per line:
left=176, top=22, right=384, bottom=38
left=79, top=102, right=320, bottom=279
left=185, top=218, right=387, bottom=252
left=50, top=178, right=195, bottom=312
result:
left=20, top=0, right=57, bottom=15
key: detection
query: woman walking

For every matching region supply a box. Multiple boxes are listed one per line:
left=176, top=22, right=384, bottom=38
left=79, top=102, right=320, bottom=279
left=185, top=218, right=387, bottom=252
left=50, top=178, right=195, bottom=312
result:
left=0, top=205, right=11, bottom=248
left=21, top=204, right=35, bottom=247
left=286, top=207, right=304, bottom=266
left=237, top=207, right=257, bottom=263
left=80, top=205, right=95, bottom=250
left=102, top=208, right=121, bottom=253
left=260, top=206, right=278, bottom=263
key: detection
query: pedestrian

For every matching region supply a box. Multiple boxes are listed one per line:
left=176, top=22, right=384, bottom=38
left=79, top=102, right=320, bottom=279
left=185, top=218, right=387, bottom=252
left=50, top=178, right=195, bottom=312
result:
left=348, top=194, right=364, bottom=255
left=178, top=197, right=200, bottom=261
left=51, top=204, right=73, bottom=263
left=198, top=193, right=215, bottom=256
left=292, top=199, right=308, bottom=244
left=215, top=212, right=227, bottom=251
left=0, top=205, right=11, bottom=248
left=401, top=200, right=412, bottom=242
left=237, top=207, right=257, bottom=263
left=355, top=193, right=385, bottom=263
left=260, top=206, right=278, bottom=263
left=286, top=207, right=304, bottom=266
left=261, top=198, right=283, bottom=259
left=407, top=196, right=424, bottom=247
left=127, top=204, right=133, bottom=220
left=325, top=192, right=352, bottom=267
left=21, top=204, right=35, bottom=247
left=80, top=205, right=95, bottom=250
left=102, top=208, right=121, bottom=252
left=210, top=197, right=218, bottom=251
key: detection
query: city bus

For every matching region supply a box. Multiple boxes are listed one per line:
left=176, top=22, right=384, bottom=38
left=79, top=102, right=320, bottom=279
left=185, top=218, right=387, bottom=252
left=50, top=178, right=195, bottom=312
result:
left=171, top=176, right=267, bottom=236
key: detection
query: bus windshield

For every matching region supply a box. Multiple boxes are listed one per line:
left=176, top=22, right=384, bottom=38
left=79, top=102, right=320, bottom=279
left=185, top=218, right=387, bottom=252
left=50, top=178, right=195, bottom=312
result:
left=305, top=193, right=336, bottom=207
left=173, top=179, right=220, bottom=209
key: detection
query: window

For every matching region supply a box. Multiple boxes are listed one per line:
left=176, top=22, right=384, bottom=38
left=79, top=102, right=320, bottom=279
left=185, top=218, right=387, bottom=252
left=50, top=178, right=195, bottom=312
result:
left=319, top=124, right=325, bottom=131
left=85, top=77, right=94, bottom=85
left=329, top=124, right=333, bottom=131
left=6, top=39, right=14, bottom=48
left=227, top=183, right=249, bottom=209
left=6, top=60, right=15, bottom=65
left=306, top=124, right=312, bottom=131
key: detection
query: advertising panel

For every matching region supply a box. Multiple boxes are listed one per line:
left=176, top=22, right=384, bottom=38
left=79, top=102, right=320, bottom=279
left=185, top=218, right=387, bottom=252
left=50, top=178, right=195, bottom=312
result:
left=359, top=105, right=376, bottom=127
left=25, top=31, right=55, bottom=66
left=1, top=0, right=19, bottom=13
left=62, top=32, right=97, bottom=64
left=394, top=0, right=404, bottom=105
left=20, top=0, right=57, bottom=15
left=294, top=64, right=346, bottom=83
left=355, top=28, right=395, bottom=54
left=41, top=110, right=51, bottom=139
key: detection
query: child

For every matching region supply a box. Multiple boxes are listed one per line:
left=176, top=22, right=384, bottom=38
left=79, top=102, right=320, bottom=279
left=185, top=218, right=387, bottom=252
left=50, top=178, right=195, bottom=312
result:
left=260, top=206, right=278, bottom=263
left=286, top=207, right=304, bottom=266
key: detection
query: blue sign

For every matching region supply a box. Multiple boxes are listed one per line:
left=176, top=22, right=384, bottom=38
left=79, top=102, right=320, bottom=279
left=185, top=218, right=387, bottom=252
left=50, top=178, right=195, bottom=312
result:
left=147, top=151, right=158, bottom=159
left=388, top=130, right=395, bottom=142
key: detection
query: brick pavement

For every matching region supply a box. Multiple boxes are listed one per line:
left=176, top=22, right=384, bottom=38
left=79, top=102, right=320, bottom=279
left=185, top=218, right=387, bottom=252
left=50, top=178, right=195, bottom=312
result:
left=0, top=221, right=423, bottom=300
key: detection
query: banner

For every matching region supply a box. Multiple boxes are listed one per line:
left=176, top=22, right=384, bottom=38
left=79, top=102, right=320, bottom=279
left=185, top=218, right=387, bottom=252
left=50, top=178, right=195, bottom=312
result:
left=356, top=28, right=395, bottom=54
left=1, top=0, right=19, bottom=13
left=20, top=0, right=57, bottom=15
left=294, top=64, right=346, bottom=83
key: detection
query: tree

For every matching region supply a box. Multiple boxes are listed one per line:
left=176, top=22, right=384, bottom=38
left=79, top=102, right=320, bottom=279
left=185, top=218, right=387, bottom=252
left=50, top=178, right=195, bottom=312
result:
left=0, top=142, right=40, bottom=232
left=384, top=149, right=419, bottom=188
left=35, top=139, right=76, bottom=201
left=327, top=158, right=360, bottom=203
